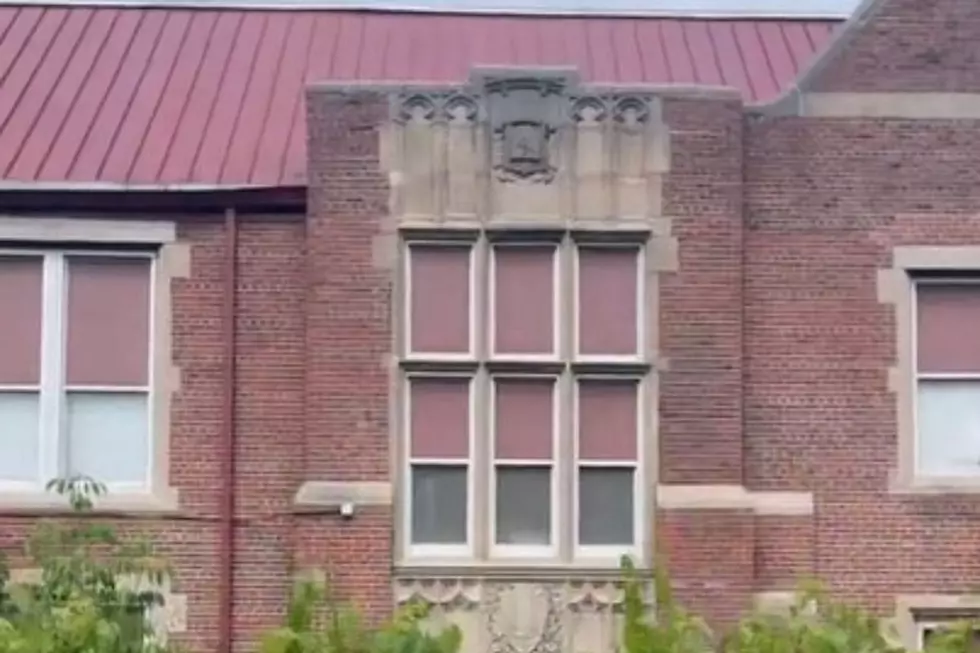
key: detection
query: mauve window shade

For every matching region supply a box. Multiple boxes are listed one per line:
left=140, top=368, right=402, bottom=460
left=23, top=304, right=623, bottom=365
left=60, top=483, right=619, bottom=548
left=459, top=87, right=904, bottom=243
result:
left=494, top=246, right=554, bottom=355
left=578, top=247, right=639, bottom=356
left=0, top=256, right=43, bottom=385
left=494, top=378, right=554, bottom=460
left=917, top=283, right=980, bottom=374
left=410, top=377, right=469, bottom=459
left=409, top=245, right=470, bottom=354
left=578, top=379, right=638, bottom=461
left=66, top=257, right=151, bottom=387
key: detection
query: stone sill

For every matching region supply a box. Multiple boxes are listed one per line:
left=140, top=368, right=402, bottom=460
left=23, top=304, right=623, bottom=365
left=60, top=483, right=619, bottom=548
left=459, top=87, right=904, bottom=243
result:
left=889, top=471, right=980, bottom=495
left=0, top=488, right=180, bottom=516
left=394, top=562, right=649, bottom=581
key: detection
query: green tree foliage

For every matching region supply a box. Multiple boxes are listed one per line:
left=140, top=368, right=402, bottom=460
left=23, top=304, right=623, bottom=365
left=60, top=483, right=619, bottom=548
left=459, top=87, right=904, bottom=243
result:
left=0, top=476, right=177, bottom=653
left=259, top=576, right=462, bottom=653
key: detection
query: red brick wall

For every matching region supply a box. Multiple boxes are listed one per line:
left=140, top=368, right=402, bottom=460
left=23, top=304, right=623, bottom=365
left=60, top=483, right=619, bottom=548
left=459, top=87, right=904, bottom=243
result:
left=301, top=88, right=393, bottom=618
left=744, top=114, right=980, bottom=612
left=810, top=0, right=980, bottom=93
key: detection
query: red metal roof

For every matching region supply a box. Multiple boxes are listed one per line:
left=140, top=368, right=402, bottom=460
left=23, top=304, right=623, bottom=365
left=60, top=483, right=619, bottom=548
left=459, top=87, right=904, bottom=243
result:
left=0, top=6, right=838, bottom=187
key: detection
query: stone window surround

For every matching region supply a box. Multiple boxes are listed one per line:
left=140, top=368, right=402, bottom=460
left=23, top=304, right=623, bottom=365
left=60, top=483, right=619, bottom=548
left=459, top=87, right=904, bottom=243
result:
left=393, top=226, right=658, bottom=569
left=879, top=246, right=980, bottom=493
left=0, top=216, right=188, bottom=514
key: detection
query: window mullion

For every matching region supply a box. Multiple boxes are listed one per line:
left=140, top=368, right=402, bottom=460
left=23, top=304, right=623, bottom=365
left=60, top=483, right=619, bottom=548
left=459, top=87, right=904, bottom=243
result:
left=472, top=236, right=490, bottom=560
left=38, top=253, right=66, bottom=486
left=558, top=235, right=574, bottom=563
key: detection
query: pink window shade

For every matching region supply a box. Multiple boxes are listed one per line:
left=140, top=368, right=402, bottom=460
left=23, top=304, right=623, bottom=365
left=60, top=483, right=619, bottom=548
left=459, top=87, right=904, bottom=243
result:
left=494, top=378, right=554, bottom=460
left=578, top=247, right=639, bottom=356
left=0, top=256, right=43, bottom=385
left=578, top=379, right=638, bottom=461
left=409, top=245, right=471, bottom=354
left=494, top=246, right=555, bottom=355
left=917, top=283, right=980, bottom=374
left=410, top=377, right=470, bottom=459
left=66, top=257, right=151, bottom=387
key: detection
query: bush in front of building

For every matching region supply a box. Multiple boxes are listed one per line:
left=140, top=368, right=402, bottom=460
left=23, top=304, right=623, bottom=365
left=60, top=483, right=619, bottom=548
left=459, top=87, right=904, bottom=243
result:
left=0, top=476, right=174, bottom=653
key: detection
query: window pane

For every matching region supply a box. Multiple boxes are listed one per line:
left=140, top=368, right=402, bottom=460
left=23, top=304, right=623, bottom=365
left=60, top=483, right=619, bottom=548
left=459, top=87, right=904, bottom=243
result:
left=409, top=245, right=470, bottom=354
left=579, top=468, right=634, bottom=546
left=578, top=379, right=638, bottom=461
left=917, top=283, right=980, bottom=374
left=495, top=467, right=550, bottom=546
left=494, top=378, right=554, bottom=460
left=917, top=380, right=980, bottom=477
left=0, top=392, right=40, bottom=483
left=578, top=247, right=639, bottom=356
left=0, top=256, right=43, bottom=385
left=410, top=377, right=469, bottom=459
left=411, top=465, right=467, bottom=544
left=67, top=392, right=149, bottom=485
left=66, top=257, right=151, bottom=386
left=493, top=246, right=555, bottom=355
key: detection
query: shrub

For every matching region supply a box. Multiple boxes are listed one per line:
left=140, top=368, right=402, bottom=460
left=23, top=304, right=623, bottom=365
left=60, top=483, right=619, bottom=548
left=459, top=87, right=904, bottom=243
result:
left=0, top=476, right=177, bottom=653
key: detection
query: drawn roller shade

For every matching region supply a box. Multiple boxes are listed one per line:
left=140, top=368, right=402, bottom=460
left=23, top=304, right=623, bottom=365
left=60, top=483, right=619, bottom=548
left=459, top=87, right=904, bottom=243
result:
left=493, top=245, right=555, bottom=356
left=577, top=247, right=639, bottom=356
left=409, top=245, right=471, bottom=355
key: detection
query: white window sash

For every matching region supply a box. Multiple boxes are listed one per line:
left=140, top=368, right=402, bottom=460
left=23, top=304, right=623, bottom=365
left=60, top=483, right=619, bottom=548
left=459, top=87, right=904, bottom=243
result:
left=404, top=373, right=476, bottom=559
left=912, top=277, right=980, bottom=477
left=0, top=249, right=155, bottom=492
left=572, top=375, right=644, bottom=561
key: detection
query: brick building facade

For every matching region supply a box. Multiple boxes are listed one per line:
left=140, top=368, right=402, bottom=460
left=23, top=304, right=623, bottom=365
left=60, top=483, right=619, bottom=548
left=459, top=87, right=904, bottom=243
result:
left=3, top=0, right=980, bottom=651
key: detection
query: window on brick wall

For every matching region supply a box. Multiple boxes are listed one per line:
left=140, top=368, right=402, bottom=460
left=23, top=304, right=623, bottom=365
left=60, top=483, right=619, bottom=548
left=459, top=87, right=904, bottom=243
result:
left=914, top=280, right=980, bottom=478
left=0, top=251, right=154, bottom=492
left=401, top=233, right=646, bottom=563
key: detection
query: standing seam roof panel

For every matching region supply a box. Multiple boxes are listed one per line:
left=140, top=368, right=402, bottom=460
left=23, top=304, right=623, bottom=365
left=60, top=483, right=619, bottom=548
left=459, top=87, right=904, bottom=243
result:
left=0, top=6, right=838, bottom=187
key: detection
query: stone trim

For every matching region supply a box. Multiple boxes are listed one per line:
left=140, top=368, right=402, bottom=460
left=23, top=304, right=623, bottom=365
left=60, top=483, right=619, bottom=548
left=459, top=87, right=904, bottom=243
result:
left=0, top=216, right=176, bottom=243
left=878, top=246, right=980, bottom=494
left=656, top=484, right=814, bottom=515
left=293, top=481, right=394, bottom=509
left=8, top=567, right=188, bottom=641
left=0, top=218, right=187, bottom=514
left=791, top=93, right=980, bottom=119
left=893, top=594, right=980, bottom=650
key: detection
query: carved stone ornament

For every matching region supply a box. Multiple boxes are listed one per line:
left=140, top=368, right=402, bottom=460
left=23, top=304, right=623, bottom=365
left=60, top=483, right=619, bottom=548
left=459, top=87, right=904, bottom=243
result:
left=485, top=583, right=563, bottom=653
left=482, top=74, right=571, bottom=184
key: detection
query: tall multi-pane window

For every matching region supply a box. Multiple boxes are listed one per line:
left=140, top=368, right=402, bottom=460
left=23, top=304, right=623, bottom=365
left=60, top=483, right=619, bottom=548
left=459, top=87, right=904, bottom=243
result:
left=401, top=232, right=646, bottom=563
left=0, top=251, right=154, bottom=492
left=914, top=279, right=980, bottom=478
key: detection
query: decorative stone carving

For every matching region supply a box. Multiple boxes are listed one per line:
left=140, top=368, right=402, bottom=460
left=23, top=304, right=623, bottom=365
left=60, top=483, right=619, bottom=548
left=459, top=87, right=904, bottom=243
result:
left=394, top=91, right=482, bottom=125
left=394, top=575, right=650, bottom=653
left=486, top=583, right=563, bottom=653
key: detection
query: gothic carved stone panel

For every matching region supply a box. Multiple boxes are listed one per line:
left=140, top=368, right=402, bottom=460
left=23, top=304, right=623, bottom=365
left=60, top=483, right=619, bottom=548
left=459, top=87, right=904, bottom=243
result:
left=394, top=576, right=650, bottom=653
left=387, top=70, right=668, bottom=224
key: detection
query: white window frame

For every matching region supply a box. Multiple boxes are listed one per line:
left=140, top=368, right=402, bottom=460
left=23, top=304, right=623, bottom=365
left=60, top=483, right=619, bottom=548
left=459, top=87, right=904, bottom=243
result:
left=488, top=373, right=560, bottom=559
left=911, top=277, right=980, bottom=478
left=403, top=241, right=477, bottom=362
left=488, top=242, right=561, bottom=362
left=0, top=248, right=156, bottom=494
left=572, top=243, right=645, bottom=364
left=572, top=374, right=643, bottom=562
left=403, top=372, right=476, bottom=559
